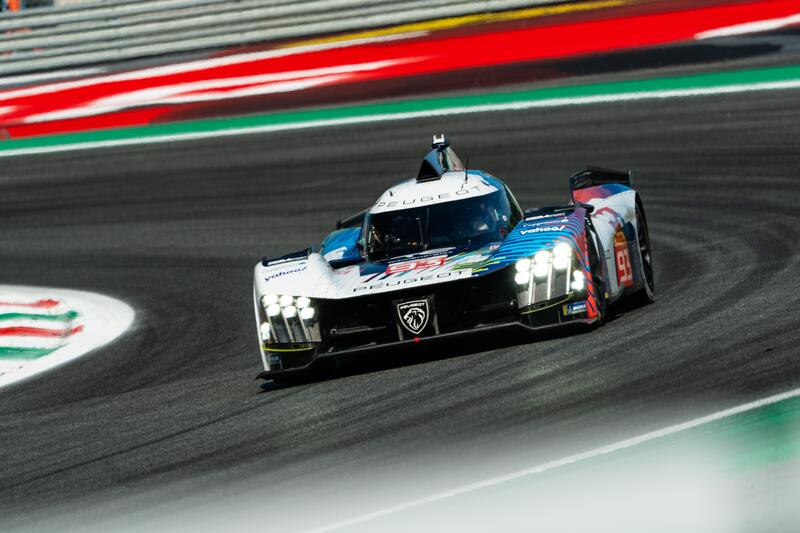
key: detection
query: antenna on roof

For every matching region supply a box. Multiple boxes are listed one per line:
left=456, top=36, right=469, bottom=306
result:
left=464, top=156, right=469, bottom=183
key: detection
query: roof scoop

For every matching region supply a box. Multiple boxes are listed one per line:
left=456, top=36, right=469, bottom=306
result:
left=417, top=134, right=465, bottom=182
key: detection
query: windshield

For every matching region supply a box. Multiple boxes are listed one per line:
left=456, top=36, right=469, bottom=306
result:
left=363, top=190, right=518, bottom=260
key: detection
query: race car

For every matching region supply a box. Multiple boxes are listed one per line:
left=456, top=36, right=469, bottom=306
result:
left=253, top=135, right=654, bottom=381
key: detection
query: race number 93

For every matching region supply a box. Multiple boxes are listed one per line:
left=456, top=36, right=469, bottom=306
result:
left=387, top=257, right=446, bottom=274
left=613, top=231, right=634, bottom=288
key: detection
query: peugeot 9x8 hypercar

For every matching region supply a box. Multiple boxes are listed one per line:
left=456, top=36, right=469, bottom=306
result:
left=253, top=135, right=654, bottom=381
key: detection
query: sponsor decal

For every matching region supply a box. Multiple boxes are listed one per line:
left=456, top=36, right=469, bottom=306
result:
left=525, top=213, right=570, bottom=222
left=373, top=183, right=493, bottom=211
left=520, top=225, right=566, bottom=236
left=450, top=253, right=490, bottom=271
left=264, top=266, right=307, bottom=284
left=353, top=269, right=469, bottom=292
left=528, top=217, right=569, bottom=224
left=397, top=300, right=429, bottom=335
left=386, top=256, right=445, bottom=274
left=613, top=231, right=634, bottom=288
left=565, top=301, right=587, bottom=315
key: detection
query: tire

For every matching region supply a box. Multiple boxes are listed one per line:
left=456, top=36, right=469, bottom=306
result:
left=631, top=198, right=655, bottom=304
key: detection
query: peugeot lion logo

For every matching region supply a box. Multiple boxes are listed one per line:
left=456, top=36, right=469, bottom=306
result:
left=397, top=300, right=429, bottom=335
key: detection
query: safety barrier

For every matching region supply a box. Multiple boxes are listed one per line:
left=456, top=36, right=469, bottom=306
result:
left=0, top=0, right=566, bottom=76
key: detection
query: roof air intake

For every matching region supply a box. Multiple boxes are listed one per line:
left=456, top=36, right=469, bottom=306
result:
left=417, top=134, right=465, bottom=182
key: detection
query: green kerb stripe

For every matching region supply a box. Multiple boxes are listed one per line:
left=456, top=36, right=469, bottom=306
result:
left=0, top=311, right=79, bottom=322
left=0, top=347, right=56, bottom=359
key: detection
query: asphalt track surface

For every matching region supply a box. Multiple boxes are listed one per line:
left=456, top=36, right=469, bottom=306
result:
left=2, top=67, right=800, bottom=529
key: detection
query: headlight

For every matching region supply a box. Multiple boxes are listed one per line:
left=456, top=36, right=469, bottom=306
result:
left=553, top=242, right=571, bottom=258
left=533, top=250, right=551, bottom=264
left=571, top=271, right=585, bottom=291
left=259, top=322, right=271, bottom=340
left=532, top=263, right=549, bottom=278
left=515, top=241, right=580, bottom=309
left=259, top=294, right=321, bottom=345
left=553, top=255, right=570, bottom=270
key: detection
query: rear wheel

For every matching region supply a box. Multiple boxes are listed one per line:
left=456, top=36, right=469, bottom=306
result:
left=632, top=199, right=655, bottom=304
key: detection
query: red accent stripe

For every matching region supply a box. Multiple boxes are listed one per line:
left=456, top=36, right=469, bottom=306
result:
left=0, top=325, right=82, bottom=338
left=1, top=0, right=798, bottom=138
left=0, top=299, right=60, bottom=308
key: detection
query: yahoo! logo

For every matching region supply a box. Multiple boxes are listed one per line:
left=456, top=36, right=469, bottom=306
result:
left=520, top=225, right=566, bottom=236
left=264, top=266, right=306, bottom=283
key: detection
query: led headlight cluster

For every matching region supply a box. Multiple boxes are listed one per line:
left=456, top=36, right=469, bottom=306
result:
left=514, top=241, right=582, bottom=308
left=259, top=294, right=320, bottom=344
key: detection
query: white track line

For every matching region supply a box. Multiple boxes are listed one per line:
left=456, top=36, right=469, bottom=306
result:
left=0, top=285, right=135, bottom=390
left=2, top=78, right=800, bottom=158
left=0, top=68, right=105, bottom=89
left=696, top=13, right=800, bottom=39
left=305, top=386, right=800, bottom=533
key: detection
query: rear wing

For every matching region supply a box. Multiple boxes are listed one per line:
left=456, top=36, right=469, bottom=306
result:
left=569, top=167, right=633, bottom=192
